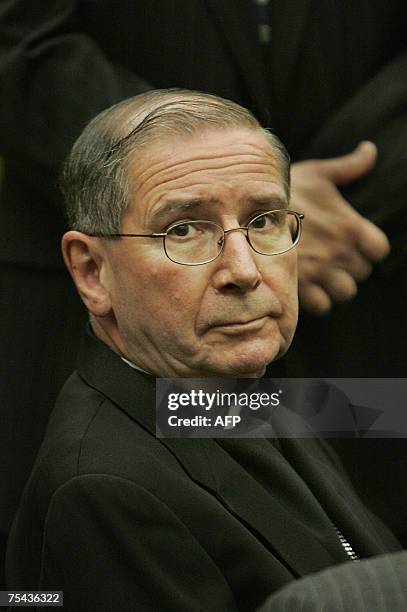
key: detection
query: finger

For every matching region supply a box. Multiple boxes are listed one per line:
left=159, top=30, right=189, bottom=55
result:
left=318, top=141, right=377, bottom=186
left=355, top=218, right=391, bottom=263
left=335, top=251, right=373, bottom=281
left=298, top=282, right=332, bottom=315
left=318, top=268, right=358, bottom=303
left=346, top=257, right=372, bottom=282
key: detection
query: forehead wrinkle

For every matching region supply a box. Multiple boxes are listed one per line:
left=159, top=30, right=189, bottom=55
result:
left=138, top=169, right=285, bottom=214
left=133, top=158, right=281, bottom=205
left=154, top=159, right=278, bottom=187
left=129, top=139, right=280, bottom=187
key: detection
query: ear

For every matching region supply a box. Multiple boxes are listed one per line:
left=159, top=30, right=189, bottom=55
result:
left=61, top=231, right=112, bottom=317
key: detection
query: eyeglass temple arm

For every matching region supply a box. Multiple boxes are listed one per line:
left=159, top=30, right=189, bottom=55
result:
left=86, top=232, right=166, bottom=238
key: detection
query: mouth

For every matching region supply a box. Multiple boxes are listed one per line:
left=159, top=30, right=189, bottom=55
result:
left=210, top=316, right=270, bottom=335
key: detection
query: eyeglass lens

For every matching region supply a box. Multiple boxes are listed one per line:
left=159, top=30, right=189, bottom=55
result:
left=164, top=210, right=299, bottom=265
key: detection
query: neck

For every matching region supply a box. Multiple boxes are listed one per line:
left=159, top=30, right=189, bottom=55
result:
left=90, top=315, right=125, bottom=356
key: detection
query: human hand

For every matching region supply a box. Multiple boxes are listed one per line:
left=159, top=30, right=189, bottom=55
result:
left=291, top=142, right=390, bottom=315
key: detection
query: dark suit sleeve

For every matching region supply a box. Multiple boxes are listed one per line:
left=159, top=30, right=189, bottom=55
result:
left=256, top=551, right=407, bottom=612
left=0, top=0, right=152, bottom=204
left=39, top=474, right=237, bottom=611
left=302, top=49, right=407, bottom=271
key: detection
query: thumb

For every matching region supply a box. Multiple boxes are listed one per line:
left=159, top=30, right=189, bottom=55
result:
left=317, top=141, right=377, bottom=186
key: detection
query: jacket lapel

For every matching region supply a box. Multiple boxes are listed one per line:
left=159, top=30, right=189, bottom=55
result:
left=204, top=0, right=271, bottom=120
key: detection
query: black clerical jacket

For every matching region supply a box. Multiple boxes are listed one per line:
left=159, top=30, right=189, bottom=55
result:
left=6, top=330, right=401, bottom=611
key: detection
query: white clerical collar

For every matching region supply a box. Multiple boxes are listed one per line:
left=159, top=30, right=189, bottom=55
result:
left=121, top=356, right=152, bottom=376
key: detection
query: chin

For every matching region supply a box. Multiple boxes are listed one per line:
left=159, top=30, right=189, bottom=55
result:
left=204, top=342, right=282, bottom=378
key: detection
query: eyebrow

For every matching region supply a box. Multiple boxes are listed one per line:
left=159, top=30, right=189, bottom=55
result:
left=243, top=195, right=288, bottom=209
left=149, top=194, right=288, bottom=224
left=149, top=198, right=218, bottom=224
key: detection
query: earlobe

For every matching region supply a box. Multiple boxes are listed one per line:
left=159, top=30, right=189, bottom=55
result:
left=61, top=231, right=112, bottom=316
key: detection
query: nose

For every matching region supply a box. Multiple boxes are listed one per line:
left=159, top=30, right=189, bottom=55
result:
left=211, top=229, right=262, bottom=292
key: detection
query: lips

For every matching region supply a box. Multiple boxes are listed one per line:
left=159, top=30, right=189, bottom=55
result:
left=205, top=315, right=273, bottom=336
left=214, top=315, right=268, bottom=327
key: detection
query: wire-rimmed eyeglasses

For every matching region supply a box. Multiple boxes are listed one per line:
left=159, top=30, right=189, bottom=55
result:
left=88, top=209, right=304, bottom=266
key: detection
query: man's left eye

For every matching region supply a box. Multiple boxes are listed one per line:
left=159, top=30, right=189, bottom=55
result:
left=251, top=215, right=267, bottom=229
left=171, top=223, right=190, bottom=237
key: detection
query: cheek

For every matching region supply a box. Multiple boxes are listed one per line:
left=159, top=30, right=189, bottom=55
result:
left=264, top=256, right=298, bottom=328
left=267, top=253, right=297, bottom=301
left=146, top=265, right=209, bottom=325
left=282, top=264, right=299, bottom=320
left=281, top=263, right=299, bottom=338
left=282, top=270, right=298, bottom=312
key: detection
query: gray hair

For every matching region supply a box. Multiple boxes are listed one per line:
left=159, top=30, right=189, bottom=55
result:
left=60, top=89, right=290, bottom=234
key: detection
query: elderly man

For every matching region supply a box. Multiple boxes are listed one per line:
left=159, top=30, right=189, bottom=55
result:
left=6, top=90, right=400, bottom=611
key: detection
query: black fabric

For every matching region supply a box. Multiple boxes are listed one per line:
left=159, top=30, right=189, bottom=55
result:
left=0, top=264, right=87, bottom=531
left=6, top=330, right=402, bottom=611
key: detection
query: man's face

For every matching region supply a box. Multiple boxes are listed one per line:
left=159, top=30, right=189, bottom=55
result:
left=101, top=128, right=298, bottom=377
